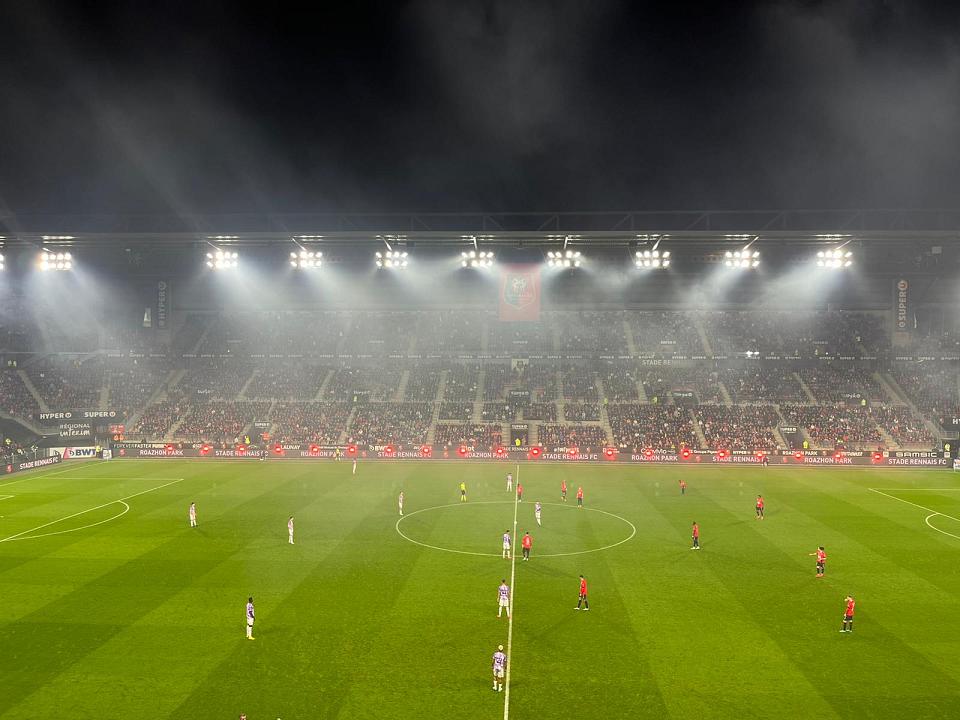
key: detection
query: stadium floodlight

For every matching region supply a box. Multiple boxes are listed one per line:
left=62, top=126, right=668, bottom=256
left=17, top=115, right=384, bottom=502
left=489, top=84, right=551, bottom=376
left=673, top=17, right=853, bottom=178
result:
left=375, top=250, right=409, bottom=269
left=290, top=250, right=323, bottom=269
left=205, top=249, right=239, bottom=270
left=723, top=248, right=760, bottom=269
left=546, top=249, right=582, bottom=268
left=634, top=249, right=671, bottom=269
left=38, top=250, right=73, bottom=272
left=816, top=248, right=854, bottom=269
left=460, top=250, right=495, bottom=268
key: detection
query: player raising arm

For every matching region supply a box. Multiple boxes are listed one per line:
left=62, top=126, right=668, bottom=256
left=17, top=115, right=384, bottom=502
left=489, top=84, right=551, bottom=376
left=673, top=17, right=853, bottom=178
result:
left=492, top=644, right=507, bottom=691
left=840, top=595, right=855, bottom=633
left=808, top=546, right=826, bottom=577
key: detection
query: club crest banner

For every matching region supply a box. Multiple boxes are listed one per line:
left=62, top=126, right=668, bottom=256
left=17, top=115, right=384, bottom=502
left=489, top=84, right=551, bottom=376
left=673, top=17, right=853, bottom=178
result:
left=499, top=265, right=541, bottom=321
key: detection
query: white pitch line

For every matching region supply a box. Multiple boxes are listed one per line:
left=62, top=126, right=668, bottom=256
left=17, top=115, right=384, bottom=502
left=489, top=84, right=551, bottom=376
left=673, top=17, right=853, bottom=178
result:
left=868, top=488, right=960, bottom=542
left=503, top=463, right=519, bottom=720
left=394, top=501, right=635, bottom=558
left=0, top=459, right=110, bottom=489
left=0, top=478, right=184, bottom=544
left=925, top=514, right=960, bottom=541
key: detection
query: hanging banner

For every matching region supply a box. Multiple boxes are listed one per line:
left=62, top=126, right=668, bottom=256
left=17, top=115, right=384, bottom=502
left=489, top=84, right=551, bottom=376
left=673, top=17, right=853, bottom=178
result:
left=893, top=279, right=911, bottom=338
left=499, top=265, right=541, bottom=322
left=157, top=280, right=169, bottom=329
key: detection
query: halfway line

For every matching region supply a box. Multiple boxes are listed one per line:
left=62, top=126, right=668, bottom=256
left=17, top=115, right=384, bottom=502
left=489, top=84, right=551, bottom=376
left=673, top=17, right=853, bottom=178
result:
left=504, top=463, right=519, bottom=720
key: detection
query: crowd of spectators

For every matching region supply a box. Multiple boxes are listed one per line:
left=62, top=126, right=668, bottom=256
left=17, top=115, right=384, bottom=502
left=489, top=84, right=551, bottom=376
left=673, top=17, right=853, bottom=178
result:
left=481, top=403, right=515, bottom=423
left=511, top=363, right=558, bottom=402
left=720, top=368, right=806, bottom=403
left=413, top=312, right=484, bottom=353
left=871, top=406, right=936, bottom=446
left=799, top=367, right=885, bottom=404
left=0, top=369, right=40, bottom=419
left=28, top=360, right=104, bottom=409
left=245, top=364, right=330, bottom=401
left=693, top=406, right=781, bottom=450
left=607, top=405, right=698, bottom=450
left=105, top=359, right=170, bottom=417
left=779, top=405, right=883, bottom=449
left=523, top=403, right=558, bottom=422
left=488, top=322, right=553, bottom=354
left=641, top=368, right=722, bottom=404
left=181, top=361, right=256, bottom=400
left=439, top=402, right=474, bottom=422
left=434, top=423, right=502, bottom=448
left=175, top=401, right=271, bottom=442
left=598, top=362, right=639, bottom=402
left=564, top=404, right=601, bottom=422
left=538, top=424, right=607, bottom=449
left=890, top=366, right=959, bottom=420
left=444, top=364, right=480, bottom=400
left=270, top=403, right=352, bottom=444
left=550, top=312, right=629, bottom=354
left=561, top=365, right=599, bottom=401
left=630, top=311, right=702, bottom=356
left=343, top=312, right=416, bottom=354
left=325, top=366, right=402, bottom=402
left=405, top=366, right=442, bottom=402
left=482, top=364, right=511, bottom=401
left=348, top=403, right=432, bottom=445
left=131, top=395, right=189, bottom=439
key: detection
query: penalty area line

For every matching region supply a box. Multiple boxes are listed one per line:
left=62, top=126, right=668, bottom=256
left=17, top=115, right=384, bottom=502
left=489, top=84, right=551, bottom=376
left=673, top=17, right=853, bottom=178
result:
left=868, top=488, right=960, bottom=541
left=0, top=478, right=184, bottom=543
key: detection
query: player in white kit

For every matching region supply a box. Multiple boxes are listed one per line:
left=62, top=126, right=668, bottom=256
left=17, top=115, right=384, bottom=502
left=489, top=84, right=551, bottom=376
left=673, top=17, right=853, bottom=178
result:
left=245, top=597, right=255, bottom=640
left=492, top=645, right=507, bottom=691
left=506, top=472, right=513, bottom=492
left=189, top=502, right=197, bottom=528
left=352, top=457, right=357, bottom=475
left=398, top=491, right=404, bottom=516
left=287, top=516, right=294, bottom=544
left=497, top=580, right=510, bottom=618
left=502, top=530, right=511, bottom=559
left=535, top=501, right=542, bottom=526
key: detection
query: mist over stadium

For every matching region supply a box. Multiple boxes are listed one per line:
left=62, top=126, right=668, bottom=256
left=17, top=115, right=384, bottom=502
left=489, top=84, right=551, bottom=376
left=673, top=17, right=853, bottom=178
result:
left=2, top=2, right=960, bottom=719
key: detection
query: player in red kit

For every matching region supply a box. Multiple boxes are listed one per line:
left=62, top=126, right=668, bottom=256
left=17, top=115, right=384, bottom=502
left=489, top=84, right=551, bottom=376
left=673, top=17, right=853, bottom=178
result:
left=755, top=495, right=764, bottom=520
left=521, top=531, right=533, bottom=561
left=840, top=596, right=855, bottom=632
left=809, top=546, right=826, bottom=577
left=575, top=575, right=589, bottom=610
left=516, top=482, right=523, bottom=503
left=576, top=486, right=583, bottom=507
left=561, top=480, right=567, bottom=502
left=691, top=521, right=700, bottom=549
left=679, top=479, right=686, bottom=495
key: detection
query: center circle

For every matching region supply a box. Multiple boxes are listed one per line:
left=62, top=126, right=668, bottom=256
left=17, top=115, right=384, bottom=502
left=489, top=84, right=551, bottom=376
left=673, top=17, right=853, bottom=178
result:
left=395, top=500, right=636, bottom=557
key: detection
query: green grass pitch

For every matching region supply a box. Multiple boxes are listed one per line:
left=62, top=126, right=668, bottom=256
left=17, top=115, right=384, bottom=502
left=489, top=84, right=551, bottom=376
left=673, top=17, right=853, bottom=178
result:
left=1, top=459, right=959, bottom=719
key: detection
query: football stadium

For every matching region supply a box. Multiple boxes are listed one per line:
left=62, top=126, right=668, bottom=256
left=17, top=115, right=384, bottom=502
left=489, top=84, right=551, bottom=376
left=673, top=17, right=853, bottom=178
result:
left=3, top=3, right=960, bottom=719
left=0, top=217, right=958, bottom=719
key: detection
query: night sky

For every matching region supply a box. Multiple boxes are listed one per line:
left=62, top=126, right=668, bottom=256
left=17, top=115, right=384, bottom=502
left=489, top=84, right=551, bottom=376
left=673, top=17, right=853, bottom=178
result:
left=2, top=0, right=960, bottom=216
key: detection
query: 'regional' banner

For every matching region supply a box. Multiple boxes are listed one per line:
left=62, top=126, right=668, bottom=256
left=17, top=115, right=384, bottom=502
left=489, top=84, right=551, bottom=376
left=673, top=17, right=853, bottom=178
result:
left=499, top=265, right=541, bottom=322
